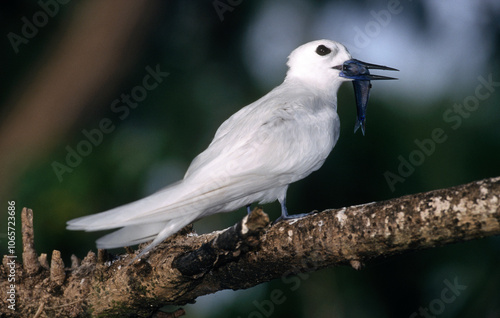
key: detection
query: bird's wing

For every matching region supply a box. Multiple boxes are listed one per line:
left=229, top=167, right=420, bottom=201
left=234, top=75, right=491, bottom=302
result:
left=184, top=88, right=338, bottom=201
left=186, top=85, right=335, bottom=178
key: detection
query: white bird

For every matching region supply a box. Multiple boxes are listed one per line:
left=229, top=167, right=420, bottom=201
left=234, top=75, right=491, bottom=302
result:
left=67, top=39, right=397, bottom=259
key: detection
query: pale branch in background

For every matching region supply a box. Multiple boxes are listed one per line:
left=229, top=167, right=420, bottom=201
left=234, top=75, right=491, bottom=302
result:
left=1, top=176, right=499, bottom=317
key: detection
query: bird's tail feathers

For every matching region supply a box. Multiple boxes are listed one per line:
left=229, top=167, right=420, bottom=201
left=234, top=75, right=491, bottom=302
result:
left=66, top=180, right=211, bottom=232
left=96, top=214, right=197, bottom=260
left=95, top=222, right=167, bottom=249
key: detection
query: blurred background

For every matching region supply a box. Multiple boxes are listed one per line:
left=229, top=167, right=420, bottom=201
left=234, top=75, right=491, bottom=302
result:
left=1, top=0, right=499, bottom=317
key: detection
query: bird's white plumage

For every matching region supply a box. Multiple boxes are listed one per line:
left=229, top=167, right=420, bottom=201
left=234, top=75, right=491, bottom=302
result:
left=67, top=40, right=354, bottom=258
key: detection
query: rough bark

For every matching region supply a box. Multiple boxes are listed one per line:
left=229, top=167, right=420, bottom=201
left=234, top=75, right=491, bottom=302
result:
left=1, top=176, right=499, bottom=317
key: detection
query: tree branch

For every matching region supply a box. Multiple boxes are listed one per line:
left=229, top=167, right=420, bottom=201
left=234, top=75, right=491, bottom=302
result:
left=1, top=176, right=499, bottom=317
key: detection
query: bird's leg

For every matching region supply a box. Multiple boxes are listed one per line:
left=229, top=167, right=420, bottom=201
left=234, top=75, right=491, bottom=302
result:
left=246, top=204, right=252, bottom=215
left=273, top=197, right=316, bottom=224
left=280, top=197, right=289, bottom=219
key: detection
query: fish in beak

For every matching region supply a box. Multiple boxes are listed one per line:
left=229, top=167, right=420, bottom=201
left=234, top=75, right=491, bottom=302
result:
left=335, top=59, right=398, bottom=135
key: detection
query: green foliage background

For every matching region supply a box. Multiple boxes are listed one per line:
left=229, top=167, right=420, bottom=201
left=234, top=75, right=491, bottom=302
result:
left=1, top=1, right=499, bottom=317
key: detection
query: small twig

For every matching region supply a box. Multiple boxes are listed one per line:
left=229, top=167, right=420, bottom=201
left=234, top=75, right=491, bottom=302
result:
left=33, top=301, right=45, bottom=318
left=44, top=299, right=84, bottom=310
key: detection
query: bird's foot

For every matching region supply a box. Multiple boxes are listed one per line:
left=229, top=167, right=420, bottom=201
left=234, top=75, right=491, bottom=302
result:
left=272, top=210, right=319, bottom=225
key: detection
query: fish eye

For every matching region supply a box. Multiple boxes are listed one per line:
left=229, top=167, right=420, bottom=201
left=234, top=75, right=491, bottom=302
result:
left=316, top=45, right=331, bottom=56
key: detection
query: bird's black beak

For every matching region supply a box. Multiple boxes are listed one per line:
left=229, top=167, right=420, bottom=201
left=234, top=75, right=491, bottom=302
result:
left=336, top=59, right=398, bottom=81
left=333, top=59, right=398, bottom=135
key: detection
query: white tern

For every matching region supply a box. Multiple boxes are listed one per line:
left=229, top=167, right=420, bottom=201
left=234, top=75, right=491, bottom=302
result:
left=67, top=39, right=398, bottom=258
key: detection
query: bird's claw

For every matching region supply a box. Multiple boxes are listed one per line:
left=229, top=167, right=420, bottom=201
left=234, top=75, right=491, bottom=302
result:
left=272, top=210, right=319, bottom=225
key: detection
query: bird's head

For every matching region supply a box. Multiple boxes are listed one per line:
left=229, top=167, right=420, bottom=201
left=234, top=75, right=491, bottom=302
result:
left=286, top=39, right=398, bottom=134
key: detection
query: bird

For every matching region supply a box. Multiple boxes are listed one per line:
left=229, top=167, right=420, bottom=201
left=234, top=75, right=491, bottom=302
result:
left=67, top=39, right=398, bottom=259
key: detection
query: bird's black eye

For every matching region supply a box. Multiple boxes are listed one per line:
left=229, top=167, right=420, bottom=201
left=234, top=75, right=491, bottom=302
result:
left=316, top=45, right=331, bottom=56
